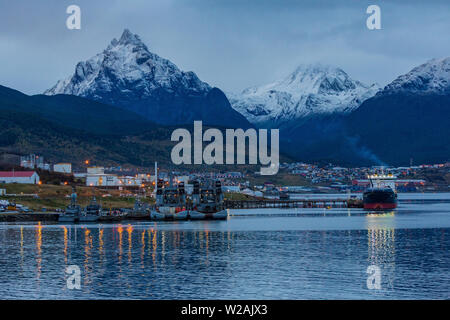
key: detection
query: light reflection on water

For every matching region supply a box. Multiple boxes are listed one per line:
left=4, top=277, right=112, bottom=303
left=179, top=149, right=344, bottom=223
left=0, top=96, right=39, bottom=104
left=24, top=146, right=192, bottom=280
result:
left=0, top=195, right=449, bottom=299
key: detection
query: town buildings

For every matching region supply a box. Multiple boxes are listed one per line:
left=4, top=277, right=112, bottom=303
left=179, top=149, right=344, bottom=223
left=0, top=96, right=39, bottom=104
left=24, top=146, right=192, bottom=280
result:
left=0, top=171, right=40, bottom=184
left=53, top=163, right=72, bottom=174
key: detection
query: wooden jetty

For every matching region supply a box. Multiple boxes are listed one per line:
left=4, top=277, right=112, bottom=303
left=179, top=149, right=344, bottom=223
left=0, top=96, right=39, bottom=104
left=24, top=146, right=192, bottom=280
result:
left=0, top=198, right=363, bottom=222
left=224, top=198, right=361, bottom=209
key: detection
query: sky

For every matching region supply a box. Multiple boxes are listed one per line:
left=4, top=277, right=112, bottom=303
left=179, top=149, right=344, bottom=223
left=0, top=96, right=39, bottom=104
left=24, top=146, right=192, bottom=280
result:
left=0, top=0, right=449, bottom=95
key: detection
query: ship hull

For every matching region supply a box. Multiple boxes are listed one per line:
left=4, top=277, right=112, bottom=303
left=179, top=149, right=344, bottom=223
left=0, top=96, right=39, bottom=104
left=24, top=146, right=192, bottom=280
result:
left=363, top=202, right=397, bottom=210
left=150, top=209, right=188, bottom=221
left=189, top=209, right=228, bottom=220
left=79, top=215, right=99, bottom=222
left=58, top=214, right=79, bottom=223
left=363, top=188, right=397, bottom=211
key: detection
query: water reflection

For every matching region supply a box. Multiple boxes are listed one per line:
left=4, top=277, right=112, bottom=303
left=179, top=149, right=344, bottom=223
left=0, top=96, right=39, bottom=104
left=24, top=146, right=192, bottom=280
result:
left=35, top=222, right=42, bottom=280
left=20, top=226, right=24, bottom=267
left=151, top=228, right=157, bottom=268
left=99, top=228, right=104, bottom=262
left=2, top=201, right=448, bottom=300
left=84, top=228, right=93, bottom=287
left=366, top=211, right=396, bottom=289
left=127, top=225, right=133, bottom=264
left=141, top=230, right=145, bottom=269
left=117, top=225, right=123, bottom=265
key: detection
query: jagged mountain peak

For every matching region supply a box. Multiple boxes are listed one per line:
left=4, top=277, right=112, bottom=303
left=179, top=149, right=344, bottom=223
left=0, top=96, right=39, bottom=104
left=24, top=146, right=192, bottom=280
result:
left=107, top=29, right=152, bottom=54
left=44, top=29, right=250, bottom=128
left=119, top=28, right=141, bottom=45
left=381, top=57, right=450, bottom=95
left=229, top=63, right=379, bottom=126
left=278, top=63, right=361, bottom=95
left=45, top=29, right=209, bottom=97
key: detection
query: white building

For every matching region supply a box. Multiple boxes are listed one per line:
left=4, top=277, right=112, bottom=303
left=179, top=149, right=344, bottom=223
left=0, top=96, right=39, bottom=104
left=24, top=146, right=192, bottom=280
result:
left=53, top=163, right=72, bottom=174
left=20, top=154, right=50, bottom=170
left=86, top=174, right=143, bottom=187
left=87, top=166, right=105, bottom=174
left=86, top=174, right=120, bottom=187
left=0, top=171, right=40, bottom=184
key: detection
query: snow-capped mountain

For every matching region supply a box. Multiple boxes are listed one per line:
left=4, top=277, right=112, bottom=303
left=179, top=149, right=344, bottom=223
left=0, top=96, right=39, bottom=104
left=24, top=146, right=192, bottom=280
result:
left=344, top=56, right=450, bottom=165
left=380, top=57, right=450, bottom=95
left=45, top=29, right=250, bottom=128
left=228, top=64, right=379, bottom=127
left=276, top=57, right=450, bottom=166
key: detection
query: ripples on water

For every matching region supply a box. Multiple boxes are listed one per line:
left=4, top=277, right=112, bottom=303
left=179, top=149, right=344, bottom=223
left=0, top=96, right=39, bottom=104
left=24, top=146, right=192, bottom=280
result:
left=0, top=194, right=449, bottom=299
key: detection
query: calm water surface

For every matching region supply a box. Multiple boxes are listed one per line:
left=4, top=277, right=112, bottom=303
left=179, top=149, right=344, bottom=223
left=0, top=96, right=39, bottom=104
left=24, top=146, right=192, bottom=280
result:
left=0, top=193, right=449, bottom=299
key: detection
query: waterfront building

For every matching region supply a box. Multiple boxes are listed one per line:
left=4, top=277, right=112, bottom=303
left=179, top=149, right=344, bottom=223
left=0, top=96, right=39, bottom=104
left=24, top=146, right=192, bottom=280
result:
left=0, top=171, right=40, bottom=184
left=86, top=173, right=120, bottom=186
left=86, top=173, right=143, bottom=187
left=20, top=154, right=50, bottom=170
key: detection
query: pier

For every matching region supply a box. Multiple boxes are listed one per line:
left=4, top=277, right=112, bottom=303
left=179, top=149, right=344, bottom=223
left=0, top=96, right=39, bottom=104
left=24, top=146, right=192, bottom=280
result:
left=0, top=198, right=363, bottom=222
left=224, top=198, right=358, bottom=209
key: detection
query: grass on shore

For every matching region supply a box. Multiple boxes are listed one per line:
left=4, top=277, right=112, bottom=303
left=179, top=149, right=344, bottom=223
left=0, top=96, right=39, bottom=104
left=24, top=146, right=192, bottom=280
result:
left=0, top=183, right=249, bottom=210
left=0, top=183, right=152, bottom=210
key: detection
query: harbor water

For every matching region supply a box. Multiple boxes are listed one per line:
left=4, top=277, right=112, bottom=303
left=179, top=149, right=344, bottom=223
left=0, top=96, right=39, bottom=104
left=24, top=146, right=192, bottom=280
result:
left=0, top=193, right=449, bottom=299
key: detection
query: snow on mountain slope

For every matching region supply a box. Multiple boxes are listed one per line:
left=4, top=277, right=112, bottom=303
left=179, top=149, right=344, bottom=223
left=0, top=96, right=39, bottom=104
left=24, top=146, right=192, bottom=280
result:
left=45, top=29, right=210, bottom=97
left=44, top=29, right=250, bottom=128
left=228, top=64, right=379, bottom=126
left=380, top=57, right=450, bottom=95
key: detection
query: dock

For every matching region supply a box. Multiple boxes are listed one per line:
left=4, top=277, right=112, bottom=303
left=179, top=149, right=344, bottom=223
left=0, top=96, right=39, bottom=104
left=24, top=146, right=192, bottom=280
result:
left=0, top=211, right=150, bottom=223
left=0, top=198, right=363, bottom=222
left=224, top=198, right=361, bottom=209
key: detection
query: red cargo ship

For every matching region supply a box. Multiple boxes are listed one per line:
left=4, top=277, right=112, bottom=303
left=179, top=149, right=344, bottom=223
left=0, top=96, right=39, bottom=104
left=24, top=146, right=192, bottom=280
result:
left=363, top=174, right=398, bottom=210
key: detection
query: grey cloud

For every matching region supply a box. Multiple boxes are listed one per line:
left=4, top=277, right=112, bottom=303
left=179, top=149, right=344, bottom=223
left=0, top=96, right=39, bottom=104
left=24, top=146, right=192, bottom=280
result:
left=0, top=0, right=448, bottom=94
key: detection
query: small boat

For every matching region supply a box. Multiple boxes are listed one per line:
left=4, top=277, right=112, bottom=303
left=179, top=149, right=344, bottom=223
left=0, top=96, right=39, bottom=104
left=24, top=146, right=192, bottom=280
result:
left=58, top=188, right=81, bottom=223
left=150, top=179, right=188, bottom=221
left=279, top=191, right=290, bottom=200
left=189, top=180, right=228, bottom=220
left=79, top=196, right=101, bottom=222
left=133, top=198, right=148, bottom=214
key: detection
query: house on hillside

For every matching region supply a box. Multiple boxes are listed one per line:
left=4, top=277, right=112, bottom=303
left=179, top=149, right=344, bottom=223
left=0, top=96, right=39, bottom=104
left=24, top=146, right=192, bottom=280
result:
left=0, top=171, right=40, bottom=184
left=53, top=163, right=72, bottom=174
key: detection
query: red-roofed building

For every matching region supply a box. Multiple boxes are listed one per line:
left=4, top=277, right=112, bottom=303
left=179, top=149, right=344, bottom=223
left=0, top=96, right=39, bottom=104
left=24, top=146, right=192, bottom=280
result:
left=0, top=171, right=40, bottom=184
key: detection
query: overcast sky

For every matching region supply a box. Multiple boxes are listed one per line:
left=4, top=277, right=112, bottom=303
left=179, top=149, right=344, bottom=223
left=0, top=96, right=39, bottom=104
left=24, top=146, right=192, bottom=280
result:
left=0, top=0, right=449, bottom=94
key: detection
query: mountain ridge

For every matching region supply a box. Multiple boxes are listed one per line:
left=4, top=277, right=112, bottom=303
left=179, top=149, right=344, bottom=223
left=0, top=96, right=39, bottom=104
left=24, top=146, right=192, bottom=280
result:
left=228, top=63, right=380, bottom=128
left=45, top=29, right=251, bottom=129
left=380, top=57, right=450, bottom=95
